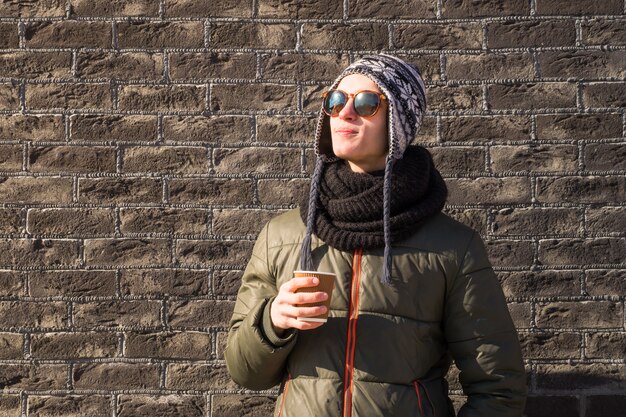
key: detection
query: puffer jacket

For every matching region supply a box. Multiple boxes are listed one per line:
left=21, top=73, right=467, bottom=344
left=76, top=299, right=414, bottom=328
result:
left=225, top=208, right=527, bottom=417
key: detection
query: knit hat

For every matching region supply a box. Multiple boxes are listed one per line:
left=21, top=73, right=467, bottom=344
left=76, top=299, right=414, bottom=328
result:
left=300, top=53, right=428, bottom=285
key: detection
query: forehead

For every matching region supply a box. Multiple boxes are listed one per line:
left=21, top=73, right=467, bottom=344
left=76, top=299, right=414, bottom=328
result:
left=336, top=73, right=381, bottom=93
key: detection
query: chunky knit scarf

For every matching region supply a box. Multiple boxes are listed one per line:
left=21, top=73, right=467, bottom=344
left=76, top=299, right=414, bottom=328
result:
left=300, top=145, right=447, bottom=253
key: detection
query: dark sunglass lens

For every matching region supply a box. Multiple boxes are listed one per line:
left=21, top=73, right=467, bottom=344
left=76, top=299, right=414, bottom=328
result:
left=354, top=92, right=380, bottom=116
left=324, top=90, right=347, bottom=115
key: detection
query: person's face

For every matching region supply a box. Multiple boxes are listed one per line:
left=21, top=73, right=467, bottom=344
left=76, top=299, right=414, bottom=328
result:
left=329, top=74, right=388, bottom=173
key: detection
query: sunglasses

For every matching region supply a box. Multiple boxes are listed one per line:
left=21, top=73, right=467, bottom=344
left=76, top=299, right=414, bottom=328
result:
left=321, top=89, right=387, bottom=117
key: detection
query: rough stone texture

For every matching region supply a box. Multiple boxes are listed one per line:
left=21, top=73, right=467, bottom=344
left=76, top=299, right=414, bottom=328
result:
left=71, top=0, right=158, bottom=16
left=167, top=0, right=252, bottom=17
left=29, top=146, right=117, bottom=173
left=0, top=395, right=20, bottom=417
left=175, top=240, right=253, bottom=267
left=168, top=300, right=235, bottom=328
left=582, top=19, right=626, bottom=46
left=0, top=271, right=23, bottom=296
left=120, top=208, right=209, bottom=235
left=73, top=300, right=162, bottom=328
left=0, top=52, right=72, bottom=79
left=446, top=177, right=531, bottom=205
left=536, top=114, right=622, bottom=140
left=0, top=208, right=21, bottom=234
left=584, top=143, right=626, bottom=171
left=394, top=23, right=482, bottom=49
left=120, top=268, right=209, bottom=296
left=488, top=20, right=576, bottom=48
left=507, top=302, right=531, bottom=329
left=0, top=83, right=20, bottom=110
left=211, top=23, right=296, bottom=49
left=518, top=332, right=581, bottom=359
left=117, top=22, right=205, bottom=49
left=78, top=178, right=163, bottom=204
left=211, top=84, right=297, bottom=112
left=583, top=82, right=626, bottom=108
left=118, top=85, right=205, bottom=112
left=213, top=209, right=281, bottom=236
left=586, top=333, right=626, bottom=359
left=430, top=146, right=485, bottom=175
left=488, top=83, right=577, bottom=110
left=77, top=52, right=164, bottom=81
left=262, top=53, right=349, bottom=81
left=586, top=269, right=626, bottom=296
left=491, top=145, right=578, bottom=173
left=0, top=239, right=78, bottom=268
left=441, top=0, right=529, bottom=17
left=170, top=52, right=256, bottom=80
left=169, top=178, right=253, bottom=205
left=538, top=51, right=626, bottom=79
left=84, top=239, right=171, bottom=267
left=0, top=115, right=64, bottom=142
left=442, top=208, right=488, bottom=234
left=302, top=23, right=389, bottom=50
left=441, top=116, right=531, bottom=142
left=484, top=239, right=534, bottom=267
left=536, top=301, right=623, bottom=329
left=0, top=0, right=64, bottom=17
left=493, top=208, right=581, bottom=236
left=125, top=331, right=211, bottom=359
left=258, top=0, right=341, bottom=18
left=29, top=270, right=116, bottom=297
left=24, top=21, right=112, bottom=48
left=0, top=333, right=23, bottom=359
left=212, top=394, right=276, bottom=417
left=164, top=116, right=250, bottom=144
left=0, top=23, right=19, bottom=48
left=166, top=364, right=236, bottom=389
left=27, top=395, right=111, bottom=417
left=26, top=83, right=112, bottom=111
left=117, top=395, right=205, bottom=417
left=257, top=178, right=312, bottom=206
left=426, top=86, right=482, bottom=112
left=0, top=364, right=67, bottom=390
left=499, top=270, right=581, bottom=298
left=535, top=0, right=623, bottom=16
left=536, top=176, right=626, bottom=204
left=28, top=208, right=116, bottom=236
left=350, top=0, right=435, bottom=18
left=122, top=146, right=207, bottom=174
left=71, top=115, right=158, bottom=142
left=446, top=53, right=534, bottom=80
left=256, top=115, right=315, bottom=143
left=538, top=238, right=626, bottom=266
left=213, top=148, right=301, bottom=174
left=30, top=332, right=118, bottom=359
left=0, top=144, right=22, bottom=172
left=536, top=363, right=626, bottom=391
left=213, top=270, right=243, bottom=297
left=585, top=207, right=626, bottom=234
left=73, top=363, right=160, bottom=390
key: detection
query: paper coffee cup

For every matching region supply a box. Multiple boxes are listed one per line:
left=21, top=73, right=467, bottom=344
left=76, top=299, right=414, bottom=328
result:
left=293, top=270, right=336, bottom=322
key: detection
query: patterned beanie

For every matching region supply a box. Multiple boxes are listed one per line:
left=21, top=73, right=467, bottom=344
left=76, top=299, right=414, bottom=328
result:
left=300, top=53, right=428, bottom=285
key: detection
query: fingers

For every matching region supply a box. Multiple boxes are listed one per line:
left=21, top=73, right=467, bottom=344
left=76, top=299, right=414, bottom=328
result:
left=283, top=276, right=320, bottom=292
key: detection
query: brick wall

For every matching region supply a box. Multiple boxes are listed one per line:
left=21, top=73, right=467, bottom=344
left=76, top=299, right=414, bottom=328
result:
left=0, top=0, right=624, bottom=416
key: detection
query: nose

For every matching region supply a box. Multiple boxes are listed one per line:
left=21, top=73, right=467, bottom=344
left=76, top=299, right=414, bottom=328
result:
left=337, top=96, right=357, bottom=120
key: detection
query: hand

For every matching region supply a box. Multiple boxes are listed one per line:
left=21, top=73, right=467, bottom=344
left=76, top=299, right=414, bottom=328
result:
left=270, top=276, right=329, bottom=336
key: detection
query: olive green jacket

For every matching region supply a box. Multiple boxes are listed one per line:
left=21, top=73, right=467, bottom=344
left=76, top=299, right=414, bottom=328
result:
left=225, top=209, right=527, bottom=417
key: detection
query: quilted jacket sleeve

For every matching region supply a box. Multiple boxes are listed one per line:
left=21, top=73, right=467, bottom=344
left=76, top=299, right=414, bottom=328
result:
left=444, top=231, right=527, bottom=417
left=224, top=221, right=298, bottom=390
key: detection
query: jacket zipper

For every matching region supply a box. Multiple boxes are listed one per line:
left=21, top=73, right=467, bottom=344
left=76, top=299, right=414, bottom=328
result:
left=277, top=373, right=291, bottom=417
left=413, top=380, right=436, bottom=417
left=342, top=248, right=363, bottom=417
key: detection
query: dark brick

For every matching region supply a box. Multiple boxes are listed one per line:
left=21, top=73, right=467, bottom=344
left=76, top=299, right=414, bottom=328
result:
left=0, top=145, right=22, bottom=172
left=26, top=83, right=112, bottom=111
left=77, top=52, right=164, bottom=81
left=166, top=0, right=251, bottom=17
left=213, top=209, right=280, bottom=236
left=73, top=363, right=160, bottom=390
left=507, top=302, right=531, bottom=329
left=393, top=23, right=482, bottom=49
left=536, top=176, right=626, bottom=204
left=413, top=116, right=437, bottom=143
left=0, top=301, right=67, bottom=328
left=0, top=394, right=19, bottom=417
left=586, top=269, right=626, bottom=296
left=446, top=177, right=532, bottom=205
left=536, top=363, right=626, bottom=391
left=302, top=84, right=326, bottom=112
left=0, top=52, right=72, bottom=79
left=539, top=51, right=626, bottom=79
left=117, top=395, right=204, bottom=417
left=84, top=239, right=171, bottom=267
left=27, top=395, right=111, bottom=417
left=490, top=145, right=578, bottom=173
left=539, top=238, right=626, bottom=266
left=302, top=23, right=388, bottom=50
left=0, top=23, right=19, bottom=48
left=118, top=85, right=205, bottom=112
left=390, top=54, right=441, bottom=83
left=175, top=240, right=253, bottom=267
left=71, top=0, right=158, bottom=16
left=29, top=146, right=117, bottom=173
left=441, top=116, right=531, bottom=143
left=586, top=333, right=626, bottom=359
left=211, top=23, right=295, bottom=49
left=256, top=178, right=314, bottom=206
left=73, top=300, right=162, bottom=328
left=31, top=332, right=118, bottom=359
left=29, top=270, right=116, bottom=297
left=524, top=396, right=579, bottom=417
left=212, top=395, right=277, bottom=417
left=259, top=0, right=341, bottom=18
left=0, top=239, right=78, bottom=268
left=169, top=178, right=253, bottom=205
left=442, top=208, right=488, bottom=234
left=214, top=148, right=301, bottom=174
left=586, top=396, right=626, bottom=417
left=215, top=331, right=228, bottom=360
left=488, top=20, right=575, bottom=48
left=0, top=364, right=66, bottom=390
left=498, top=270, right=581, bottom=298
left=518, top=332, right=581, bottom=359
left=429, top=146, right=485, bottom=175
left=585, top=143, right=626, bottom=171
left=211, top=84, right=297, bottom=112
left=586, top=207, right=626, bottom=233
left=0, top=333, right=22, bottom=359
left=0, top=177, right=73, bottom=204
left=120, top=268, right=208, bottom=296
left=168, top=300, right=235, bottom=328
left=28, top=208, right=116, bottom=236
left=583, top=82, right=626, bottom=108
left=446, top=53, right=534, bottom=81
left=71, top=114, right=157, bottom=142
left=488, top=83, right=576, bottom=110
left=166, top=364, right=236, bottom=390
left=427, top=86, right=482, bottom=112
left=125, top=331, right=211, bottom=359
left=0, top=83, right=19, bottom=111
left=0, top=0, right=65, bottom=17
left=493, top=208, right=581, bottom=236
left=0, top=271, right=23, bottom=296
left=536, top=114, right=622, bottom=140
left=122, top=146, right=207, bottom=174
left=78, top=178, right=163, bottom=204
left=536, top=301, right=623, bottom=329
left=262, top=53, right=349, bottom=82
left=118, top=21, right=204, bottom=49
left=120, top=208, right=208, bottom=235
left=442, top=0, right=529, bottom=17
left=164, top=116, right=250, bottom=144
left=0, top=208, right=21, bottom=234
left=535, top=0, right=623, bottom=15
left=213, top=270, right=243, bottom=296
left=256, top=115, right=315, bottom=144
left=582, top=19, right=626, bottom=46
left=24, top=21, right=112, bottom=48
left=170, top=52, right=256, bottom=80
left=350, top=0, right=435, bottom=18
left=0, top=115, right=64, bottom=142
left=485, top=239, right=534, bottom=267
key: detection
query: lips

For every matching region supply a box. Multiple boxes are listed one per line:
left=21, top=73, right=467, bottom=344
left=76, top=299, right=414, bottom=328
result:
left=335, top=128, right=358, bottom=135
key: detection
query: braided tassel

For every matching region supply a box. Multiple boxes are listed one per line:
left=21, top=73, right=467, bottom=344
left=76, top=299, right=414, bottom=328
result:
left=300, top=158, right=325, bottom=271
left=381, top=158, right=395, bottom=285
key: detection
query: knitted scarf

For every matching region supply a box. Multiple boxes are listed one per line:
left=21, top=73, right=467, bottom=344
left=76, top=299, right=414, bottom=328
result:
left=299, top=145, right=448, bottom=252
